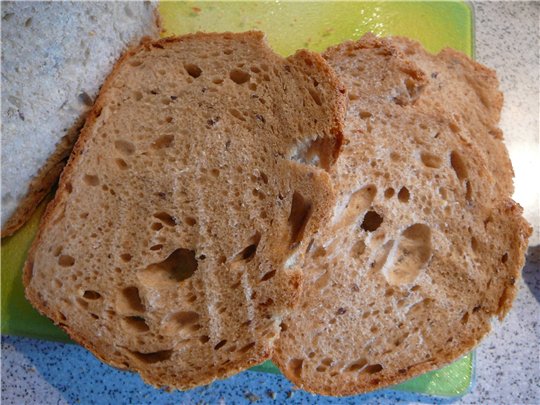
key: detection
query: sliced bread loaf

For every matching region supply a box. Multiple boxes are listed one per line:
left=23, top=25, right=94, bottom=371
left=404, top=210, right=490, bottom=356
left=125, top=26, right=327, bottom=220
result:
left=1, top=1, right=160, bottom=237
left=273, top=34, right=531, bottom=396
left=24, top=32, right=346, bottom=389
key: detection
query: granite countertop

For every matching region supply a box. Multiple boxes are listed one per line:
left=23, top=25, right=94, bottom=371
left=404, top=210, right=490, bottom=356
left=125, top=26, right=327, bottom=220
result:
left=2, top=2, right=539, bottom=404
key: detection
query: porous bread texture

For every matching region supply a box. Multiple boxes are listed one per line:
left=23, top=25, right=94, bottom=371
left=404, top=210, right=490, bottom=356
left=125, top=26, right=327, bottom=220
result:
left=389, top=36, right=514, bottom=196
left=24, top=32, right=346, bottom=390
left=273, top=34, right=531, bottom=396
left=1, top=1, right=160, bottom=237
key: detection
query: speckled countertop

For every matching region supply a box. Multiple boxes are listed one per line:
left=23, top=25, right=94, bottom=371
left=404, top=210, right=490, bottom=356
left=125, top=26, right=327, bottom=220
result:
left=2, top=2, right=539, bottom=404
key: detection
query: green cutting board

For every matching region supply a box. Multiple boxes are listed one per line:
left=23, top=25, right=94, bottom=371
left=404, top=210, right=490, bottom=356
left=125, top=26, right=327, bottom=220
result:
left=1, top=0, right=474, bottom=398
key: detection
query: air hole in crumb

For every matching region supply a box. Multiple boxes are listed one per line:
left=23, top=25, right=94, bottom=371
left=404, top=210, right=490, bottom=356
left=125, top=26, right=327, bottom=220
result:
left=118, top=286, right=145, bottom=313
left=185, top=217, right=197, bottom=226
left=151, top=135, right=174, bottom=149
left=229, top=69, right=250, bottom=84
left=288, top=192, right=312, bottom=250
left=289, top=358, right=303, bottom=378
left=153, top=212, right=177, bottom=226
left=83, top=290, right=101, bottom=300
left=239, top=342, right=256, bottom=353
left=138, top=248, right=198, bottom=285
left=384, top=188, right=395, bottom=199
left=335, top=185, right=377, bottom=229
left=260, top=270, right=276, bottom=282
left=229, top=108, right=246, bottom=121
left=321, top=358, right=333, bottom=367
left=58, top=255, right=75, bottom=267
left=214, top=340, right=227, bottom=350
left=120, top=253, right=132, bottom=262
left=361, top=211, right=383, bottom=232
left=114, top=140, right=135, bottom=155
left=151, top=222, right=163, bottom=231
left=133, top=91, right=143, bottom=101
left=122, top=316, right=150, bottom=333
left=83, top=174, right=99, bottom=186
left=421, top=152, right=442, bottom=168
left=359, top=111, right=372, bottom=119
left=184, top=63, right=202, bottom=78
left=398, top=187, right=410, bottom=203
left=115, top=158, right=129, bottom=170
left=347, top=358, right=368, bottom=372
left=150, top=244, right=163, bottom=251
left=450, top=151, right=468, bottom=180
left=162, top=311, right=200, bottom=335
left=249, top=82, right=257, bottom=91
left=129, top=349, right=172, bottom=364
left=465, top=181, right=472, bottom=201
left=351, top=240, right=366, bottom=258
left=461, top=312, right=469, bottom=324
left=382, top=224, right=432, bottom=286
left=290, top=136, right=331, bottom=169
left=501, top=253, right=508, bottom=263
left=471, top=237, right=479, bottom=252
left=76, top=297, right=88, bottom=308
left=200, top=335, right=210, bottom=343
left=53, top=246, right=63, bottom=257
left=363, top=364, right=383, bottom=374
left=308, top=87, right=322, bottom=106
left=232, top=232, right=261, bottom=262
left=212, top=78, right=224, bottom=85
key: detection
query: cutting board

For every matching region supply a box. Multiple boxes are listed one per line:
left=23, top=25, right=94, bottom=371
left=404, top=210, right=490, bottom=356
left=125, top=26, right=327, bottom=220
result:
left=1, top=0, right=474, bottom=397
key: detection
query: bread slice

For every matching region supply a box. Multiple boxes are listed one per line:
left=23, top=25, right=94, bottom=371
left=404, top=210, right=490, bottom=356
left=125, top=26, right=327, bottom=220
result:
left=273, top=34, right=531, bottom=396
left=24, top=32, right=346, bottom=389
left=1, top=1, right=160, bottom=237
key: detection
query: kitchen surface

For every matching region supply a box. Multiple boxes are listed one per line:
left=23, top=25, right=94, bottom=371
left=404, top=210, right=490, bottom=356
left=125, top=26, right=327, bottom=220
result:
left=2, top=2, right=539, bottom=404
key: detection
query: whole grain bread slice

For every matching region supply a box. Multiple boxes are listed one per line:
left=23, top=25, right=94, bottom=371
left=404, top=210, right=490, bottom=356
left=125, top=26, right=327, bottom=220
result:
left=1, top=1, right=160, bottom=237
left=273, top=34, right=531, bottom=396
left=24, top=31, right=346, bottom=390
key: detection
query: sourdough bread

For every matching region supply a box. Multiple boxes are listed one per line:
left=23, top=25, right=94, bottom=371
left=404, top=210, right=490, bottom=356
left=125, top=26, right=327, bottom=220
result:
left=1, top=1, right=160, bottom=236
left=24, top=32, right=346, bottom=389
left=273, top=34, right=530, bottom=396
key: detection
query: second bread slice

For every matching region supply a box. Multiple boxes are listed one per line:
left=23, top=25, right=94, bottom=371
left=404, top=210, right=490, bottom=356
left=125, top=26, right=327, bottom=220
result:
left=24, top=32, right=346, bottom=389
left=273, top=34, right=530, bottom=396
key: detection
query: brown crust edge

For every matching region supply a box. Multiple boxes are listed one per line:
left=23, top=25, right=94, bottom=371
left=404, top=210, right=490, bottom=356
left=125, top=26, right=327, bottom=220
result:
left=0, top=119, right=81, bottom=238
